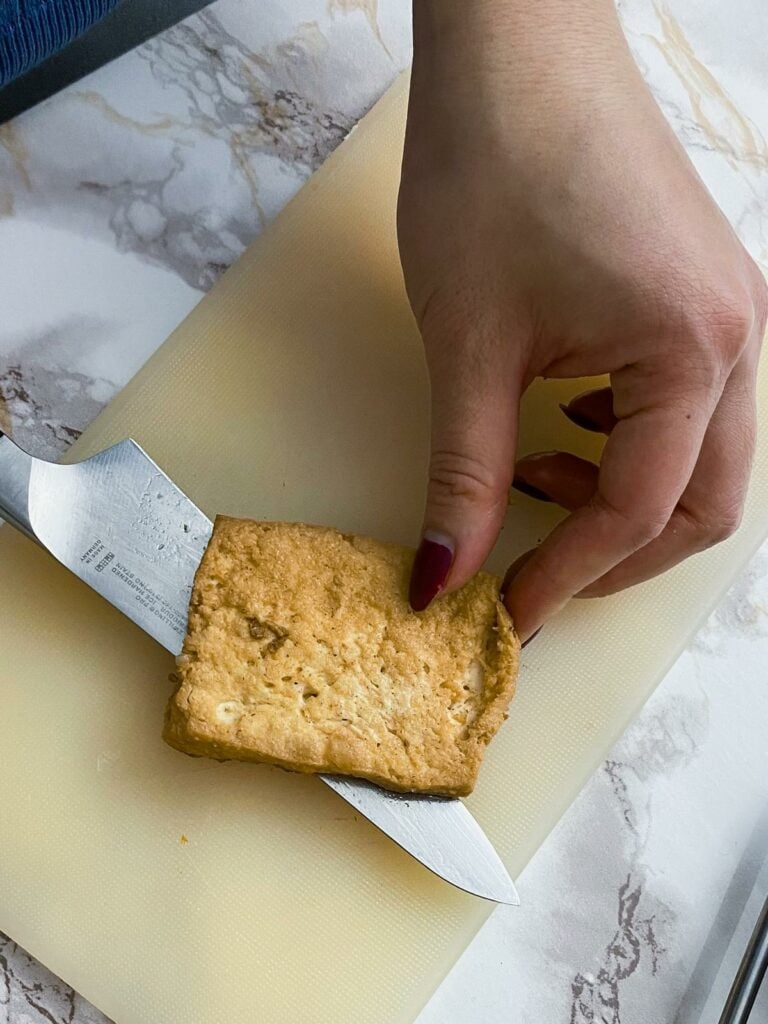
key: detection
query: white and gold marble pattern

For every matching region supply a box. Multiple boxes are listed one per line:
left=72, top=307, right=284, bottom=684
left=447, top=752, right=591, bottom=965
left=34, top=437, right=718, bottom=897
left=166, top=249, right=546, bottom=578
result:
left=0, top=1, right=767, bottom=1023
left=0, top=0, right=411, bottom=458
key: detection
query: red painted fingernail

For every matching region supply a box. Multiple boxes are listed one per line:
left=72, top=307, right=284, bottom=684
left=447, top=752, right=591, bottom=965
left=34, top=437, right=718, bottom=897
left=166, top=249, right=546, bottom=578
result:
left=559, top=402, right=603, bottom=433
left=409, top=533, right=454, bottom=611
left=512, top=476, right=553, bottom=503
left=522, top=627, right=542, bottom=649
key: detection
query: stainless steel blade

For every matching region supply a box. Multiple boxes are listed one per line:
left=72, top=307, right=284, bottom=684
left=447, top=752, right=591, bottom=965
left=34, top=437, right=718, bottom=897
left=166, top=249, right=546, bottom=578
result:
left=324, top=776, right=519, bottom=904
left=0, top=434, right=212, bottom=652
left=0, top=431, right=519, bottom=904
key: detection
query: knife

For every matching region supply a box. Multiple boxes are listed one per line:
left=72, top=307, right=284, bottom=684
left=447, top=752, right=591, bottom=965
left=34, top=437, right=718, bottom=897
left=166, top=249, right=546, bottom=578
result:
left=0, top=431, right=519, bottom=904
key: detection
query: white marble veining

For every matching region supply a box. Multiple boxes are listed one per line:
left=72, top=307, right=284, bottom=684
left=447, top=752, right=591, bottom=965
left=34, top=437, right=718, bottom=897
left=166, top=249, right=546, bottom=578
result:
left=420, top=548, right=768, bottom=1024
left=0, top=0, right=411, bottom=458
left=0, top=1, right=767, bottom=1023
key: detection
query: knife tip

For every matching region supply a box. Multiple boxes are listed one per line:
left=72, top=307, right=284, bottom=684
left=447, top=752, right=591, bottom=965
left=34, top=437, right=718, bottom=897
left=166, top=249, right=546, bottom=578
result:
left=469, top=876, right=520, bottom=906
left=493, top=882, right=521, bottom=906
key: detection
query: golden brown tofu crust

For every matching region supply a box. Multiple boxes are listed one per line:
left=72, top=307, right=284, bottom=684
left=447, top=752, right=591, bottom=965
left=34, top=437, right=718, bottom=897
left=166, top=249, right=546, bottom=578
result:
left=164, top=517, right=519, bottom=796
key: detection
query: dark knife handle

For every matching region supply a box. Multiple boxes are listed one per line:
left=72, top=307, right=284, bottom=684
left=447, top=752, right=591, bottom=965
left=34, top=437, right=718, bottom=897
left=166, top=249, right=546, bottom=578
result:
left=719, top=893, right=768, bottom=1024
left=0, top=430, right=37, bottom=540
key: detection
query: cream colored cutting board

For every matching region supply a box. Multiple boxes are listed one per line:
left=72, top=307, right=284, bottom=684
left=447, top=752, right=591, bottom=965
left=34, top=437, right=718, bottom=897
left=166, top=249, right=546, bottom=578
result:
left=1, top=74, right=767, bottom=1024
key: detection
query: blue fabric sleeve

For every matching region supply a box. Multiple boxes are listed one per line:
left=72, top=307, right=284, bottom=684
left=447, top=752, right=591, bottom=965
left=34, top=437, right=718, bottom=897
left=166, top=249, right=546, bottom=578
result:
left=0, top=0, right=122, bottom=87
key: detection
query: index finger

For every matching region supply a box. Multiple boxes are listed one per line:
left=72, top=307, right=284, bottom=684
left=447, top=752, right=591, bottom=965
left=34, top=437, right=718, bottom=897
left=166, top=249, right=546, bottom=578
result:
left=504, top=364, right=722, bottom=640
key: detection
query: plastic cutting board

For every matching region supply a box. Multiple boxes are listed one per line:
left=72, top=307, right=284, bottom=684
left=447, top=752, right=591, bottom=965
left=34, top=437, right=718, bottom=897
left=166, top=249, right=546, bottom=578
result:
left=1, top=73, right=767, bottom=1024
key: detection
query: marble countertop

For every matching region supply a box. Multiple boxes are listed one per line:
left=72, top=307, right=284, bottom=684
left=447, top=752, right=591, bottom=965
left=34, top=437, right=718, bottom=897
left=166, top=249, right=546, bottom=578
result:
left=1, top=2, right=767, bottom=1022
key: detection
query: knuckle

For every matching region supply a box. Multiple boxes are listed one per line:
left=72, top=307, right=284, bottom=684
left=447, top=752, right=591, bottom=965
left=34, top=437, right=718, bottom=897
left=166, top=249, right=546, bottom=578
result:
left=428, top=449, right=508, bottom=510
left=702, top=507, right=743, bottom=546
left=686, top=289, right=755, bottom=370
left=707, top=515, right=741, bottom=545
left=629, top=515, right=669, bottom=549
left=679, top=502, right=743, bottom=549
left=592, top=493, right=669, bottom=550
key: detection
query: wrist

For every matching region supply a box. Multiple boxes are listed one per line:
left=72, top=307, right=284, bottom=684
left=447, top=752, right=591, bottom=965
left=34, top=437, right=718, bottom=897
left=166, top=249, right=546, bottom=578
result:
left=408, top=0, right=652, bottom=157
left=412, top=0, right=633, bottom=95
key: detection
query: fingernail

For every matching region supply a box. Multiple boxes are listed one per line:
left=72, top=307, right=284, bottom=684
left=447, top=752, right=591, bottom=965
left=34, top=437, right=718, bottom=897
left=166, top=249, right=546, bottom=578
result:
left=512, top=476, right=553, bottom=503
left=500, top=548, right=537, bottom=599
left=409, top=532, right=454, bottom=611
left=559, top=402, right=602, bottom=433
left=522, top=627, right=542, bottom=649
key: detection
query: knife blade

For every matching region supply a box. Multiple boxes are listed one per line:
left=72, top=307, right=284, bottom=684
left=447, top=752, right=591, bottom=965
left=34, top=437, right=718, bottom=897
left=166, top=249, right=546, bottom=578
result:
left=0, top=431, right=519, bottom=904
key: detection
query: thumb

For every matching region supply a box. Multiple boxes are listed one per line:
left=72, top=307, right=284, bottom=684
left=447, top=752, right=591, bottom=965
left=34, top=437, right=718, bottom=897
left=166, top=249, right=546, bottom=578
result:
left=409, top=318, right=521, bottom=610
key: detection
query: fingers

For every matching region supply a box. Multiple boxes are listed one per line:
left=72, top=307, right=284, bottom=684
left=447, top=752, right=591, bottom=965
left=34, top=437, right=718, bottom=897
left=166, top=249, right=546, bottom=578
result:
left=514, top=451, right=598, bottom=509
left=504, top=358, right=722, bottom=640
left=582, top=345, right=758, bottom=594
left=410, top=303, right=524, bottom=610
left=511, top=344, right=758, bottom=605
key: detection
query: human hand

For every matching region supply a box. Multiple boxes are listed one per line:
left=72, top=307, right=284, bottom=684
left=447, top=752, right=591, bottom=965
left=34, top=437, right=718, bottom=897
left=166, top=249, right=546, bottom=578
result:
left=398, top=0, right=766, bottom=641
